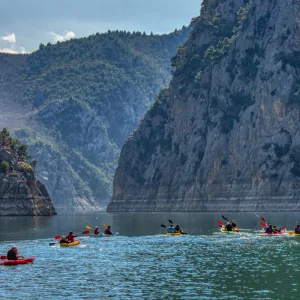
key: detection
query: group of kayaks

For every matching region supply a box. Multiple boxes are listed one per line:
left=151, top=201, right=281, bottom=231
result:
left=51, top=223, right=118, bottom=247
left=218, top=215, right=296, bottom=236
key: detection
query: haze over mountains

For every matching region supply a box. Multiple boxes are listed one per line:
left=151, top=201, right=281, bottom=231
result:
left=0, top=28, right=190, bottom=211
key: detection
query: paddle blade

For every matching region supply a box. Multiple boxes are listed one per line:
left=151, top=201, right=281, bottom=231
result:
left=234, top=230, right=240, bottom=233
left=55, top=236, right=61, bottom=240
left=82, top=230, right=90, bottom=234
left=218, top=220, right=223, bottom=225
left=102, top=224, right=107, bottom=228
left=86, top=225, right=92, bottom=230
left=49, top=243, right=57, bottom=246
left=218, top=224, right=223, bottom=228
left=261, top=217, right=266, bottom=222
left=161, top=224, right=166, bottom=228
left=168, top=219, right=174, bottom=224
left=259, top=222, right=266, bottom=227
left=222, top=215, right=229, bottom=221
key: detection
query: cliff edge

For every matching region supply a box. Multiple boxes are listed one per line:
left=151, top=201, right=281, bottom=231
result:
left=0, top=129, right=56, bottom=216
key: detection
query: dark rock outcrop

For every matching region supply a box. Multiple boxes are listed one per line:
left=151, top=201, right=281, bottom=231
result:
left=0, top=148, right=56, bottom=216
left=108, top=0, right=300, bottom=212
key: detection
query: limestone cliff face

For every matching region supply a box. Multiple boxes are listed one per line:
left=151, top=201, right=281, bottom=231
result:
left=0, top=149, right=56, bottom=216
left=108, top=0, right=300, bottom=212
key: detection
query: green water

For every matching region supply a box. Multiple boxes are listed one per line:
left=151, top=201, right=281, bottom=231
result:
left=0, top=212, right=300, bottom=299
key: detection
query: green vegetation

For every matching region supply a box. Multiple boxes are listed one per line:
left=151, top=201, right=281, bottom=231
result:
left=0, top=161, right=9, bottom=173
left=0, top=128, right=31, bottom=159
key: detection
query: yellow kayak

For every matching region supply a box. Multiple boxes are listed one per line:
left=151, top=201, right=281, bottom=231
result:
left=60, top=240, right=80, bottom=247
left=288, top=231, right=300, bottom=236
left=165, top=232, right=185, bottom=236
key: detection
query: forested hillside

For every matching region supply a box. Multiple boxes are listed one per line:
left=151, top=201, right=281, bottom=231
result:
left=0, top=27, right=190, bottom=211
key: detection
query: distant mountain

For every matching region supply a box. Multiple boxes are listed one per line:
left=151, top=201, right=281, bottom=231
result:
left=0, top=27, right=190, bottom=212
left=108, top=0, right=300, bottom=212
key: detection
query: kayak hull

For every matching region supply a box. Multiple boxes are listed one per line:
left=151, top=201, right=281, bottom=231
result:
left=60, top=240, right=80, bottom=247
left=220, top=226, right=239, bottom=233
left=287, top=231, right=300, bottom=236
left=165, top=232, right=185, bottom=236
left=0, top=256, right=35, bottom=265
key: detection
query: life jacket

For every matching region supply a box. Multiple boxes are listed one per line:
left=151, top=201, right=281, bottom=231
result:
left=105, top=228, right=111, bottom=235
left=7, top=249, right=17, bottom=260
left=94, top=228, right=99, bottom=235
left=167, top=226, right=175, bottom=233
left=67, top=234, right=75, bottom=242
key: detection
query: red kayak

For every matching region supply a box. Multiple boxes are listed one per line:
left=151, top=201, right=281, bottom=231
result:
left=261, top=228, right=286, bottom=235
left=0, top=256, right=35, bottom=265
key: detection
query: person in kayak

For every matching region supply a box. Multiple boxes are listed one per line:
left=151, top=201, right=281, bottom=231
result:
left=265, top=224, right=273, bottom=233
left=232, top=220, right=237, bottom=228
left=7, top=246, right=22, bottom=260
left=60, top=236, right=68, bottom=244
left=225, top=221, right=233, bottom=231
left=67, top=232, right=77, bottom=242
left=105, top=226, right=113, bottom=235
left=295, top=225, right=300, bottom=234
left=174, top=224, right=183, bottom=233
left=167, top=224, right=175, bottom=233
left=94, top=226, right=100, bottom=235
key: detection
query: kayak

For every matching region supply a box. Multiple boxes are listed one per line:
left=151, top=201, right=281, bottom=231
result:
left=0, top=256, right=35, bottom=266
left=260, top=229, right=286, bottom=235
left=60, top=240, right=80, bottom=247
left=288, top=231, right=300, bottom=236
left=220, top=228, right=237, bottom=234
left=165, top=232, right=186, bottom=236
left=220, top=226, right=240, bottom=233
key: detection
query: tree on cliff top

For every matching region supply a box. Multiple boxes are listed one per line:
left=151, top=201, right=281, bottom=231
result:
left=0, top=128, right=31, bottom=159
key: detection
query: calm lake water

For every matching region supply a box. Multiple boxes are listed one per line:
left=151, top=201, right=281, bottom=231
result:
left=1, top=212, right=300, bottom=299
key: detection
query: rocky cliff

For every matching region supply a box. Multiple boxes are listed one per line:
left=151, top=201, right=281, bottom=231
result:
left=108, top=0, right=300, bottom=212
left=0, top=28, right=189, bottom=212
left=0, top=129, right=56, bottom=216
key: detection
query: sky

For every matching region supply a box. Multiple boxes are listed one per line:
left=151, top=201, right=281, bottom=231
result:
left=0, top=0, right=202, bottom=54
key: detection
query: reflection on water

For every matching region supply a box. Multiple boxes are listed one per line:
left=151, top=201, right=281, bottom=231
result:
left=1, top=212, right=300, bottom=299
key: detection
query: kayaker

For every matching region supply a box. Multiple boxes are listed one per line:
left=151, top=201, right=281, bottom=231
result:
left=265, top=224, right=273, bottom=233
left=94, top=226, right=100, bottom=235
left=167, top=224, right=175, bottom=233
left=7, top=246, right=21, bottom=260
left=104, top=226, right=113, bottom=235
left=232, top=220, right=237, bottom=228
left=67, top=232, right=77, bottom=242
left=60, top=236, right=68, bottom=244
left=295, top=225, right=300, bottom=233
left=174, top=224, right=183, bottom=233
left=225, top=221, right=233, bottom=231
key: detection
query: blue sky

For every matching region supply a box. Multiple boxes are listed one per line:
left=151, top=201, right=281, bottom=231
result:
left=0, top=0, right=201, bottom=53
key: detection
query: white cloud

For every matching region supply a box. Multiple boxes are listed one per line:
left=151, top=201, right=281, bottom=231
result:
left=1, top=33, right=16, bottom=43
left=49, top=30, right=75, bottom=42
left=20, top=47, right=27, bottom=54
left=0, top=48, right=18, bottom=54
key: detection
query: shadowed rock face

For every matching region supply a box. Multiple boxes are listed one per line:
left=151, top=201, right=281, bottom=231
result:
left=0, top=149, right=56, bottom=216
left=108, top=0, right=300, bottom=212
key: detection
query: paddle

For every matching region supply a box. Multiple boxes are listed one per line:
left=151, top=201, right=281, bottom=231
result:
left=222, top=215, right=229, bottom=222
left=259, top=222, right=266, bottom=227
left=161, top=224, right=166, bottom=228
left=218, top=220, right=223, bottom=225
left=86, top=225, right=92, bottom=230
left=261, top=217, right=266, bottom=222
